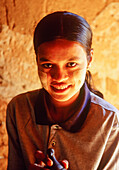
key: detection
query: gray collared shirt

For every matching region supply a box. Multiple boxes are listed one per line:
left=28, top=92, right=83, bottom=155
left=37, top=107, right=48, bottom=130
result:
left=6, top=84, right=119, bottom=169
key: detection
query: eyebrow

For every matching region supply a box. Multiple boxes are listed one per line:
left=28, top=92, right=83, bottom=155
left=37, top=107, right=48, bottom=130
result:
left=39, top=58, right=50, bottom=62
left=39, top=56, right=81, bottom=62
left=68, top=57, right=81, bottom=61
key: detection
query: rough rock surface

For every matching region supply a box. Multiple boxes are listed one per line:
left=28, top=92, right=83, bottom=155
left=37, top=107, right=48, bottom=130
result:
left=0, top=0, right=119, bottom=169
left=91, top=2, right=119, bottom=108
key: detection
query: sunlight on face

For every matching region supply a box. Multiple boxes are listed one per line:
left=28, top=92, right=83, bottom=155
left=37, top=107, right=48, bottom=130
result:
left=37, top=39, right=88, bottom=104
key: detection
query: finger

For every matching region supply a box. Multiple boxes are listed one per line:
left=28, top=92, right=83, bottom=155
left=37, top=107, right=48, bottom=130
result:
left=35, top=150, right=53, bottom=166
left=29, top=163, right=50, bottom=170
left=46, top=157, right=53, bottom=167
left=34, top=163, right=50, bottom=170
left=59, top=160, right=69, bottom=169
left=35, top=151, right=46, bottom=161
left=29, top=163, right=42, bottom=170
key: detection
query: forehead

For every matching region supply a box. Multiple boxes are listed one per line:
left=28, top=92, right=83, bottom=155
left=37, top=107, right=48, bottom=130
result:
left=37, top=39, right=86, bottom=61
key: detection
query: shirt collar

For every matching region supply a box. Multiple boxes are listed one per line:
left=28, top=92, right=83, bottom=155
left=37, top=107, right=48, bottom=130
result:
left=35, top=83, right=91, bottom=132
left=59, top=83, right=91, bottom=132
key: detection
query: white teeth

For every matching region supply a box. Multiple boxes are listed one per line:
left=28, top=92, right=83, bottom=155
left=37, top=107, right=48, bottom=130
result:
left=52, top=85, right=69, bottom=90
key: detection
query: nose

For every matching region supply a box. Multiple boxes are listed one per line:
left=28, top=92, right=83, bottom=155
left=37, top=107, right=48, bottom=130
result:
left=50, top=66, right=68, bottom=82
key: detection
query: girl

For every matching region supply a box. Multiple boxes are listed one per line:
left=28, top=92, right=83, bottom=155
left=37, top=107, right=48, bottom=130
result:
left=6, top=11, right=119, bottom=170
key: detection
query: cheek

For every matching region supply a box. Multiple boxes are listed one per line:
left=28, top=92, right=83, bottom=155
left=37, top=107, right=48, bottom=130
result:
left=72, top=68, right=87, bottom=84
left=38, top=71, right=48, bottom=89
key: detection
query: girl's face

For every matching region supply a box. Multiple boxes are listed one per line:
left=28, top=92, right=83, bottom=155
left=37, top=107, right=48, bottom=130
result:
left=37, top=39, right=91, bottom=105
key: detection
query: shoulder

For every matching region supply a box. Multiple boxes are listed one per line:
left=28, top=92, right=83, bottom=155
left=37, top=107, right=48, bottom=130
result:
left=7, top=88, right=45, bottom=114
left=90, top=92, right=119, bottom=122
left=90, top=92, right=118, bottom=112
left=6, top=88, right=45, bottom=127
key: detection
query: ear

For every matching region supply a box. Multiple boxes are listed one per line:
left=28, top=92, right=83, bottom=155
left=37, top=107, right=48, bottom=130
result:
left=87, top=48, right=93, bottom=68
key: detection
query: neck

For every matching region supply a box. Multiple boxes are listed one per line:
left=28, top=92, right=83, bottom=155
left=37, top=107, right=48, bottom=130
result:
left=50, top=91, right=80, bottom=108
left=46, top=91, right=81, bottom=123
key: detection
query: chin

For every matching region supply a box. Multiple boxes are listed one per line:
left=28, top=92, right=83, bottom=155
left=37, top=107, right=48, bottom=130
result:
left=51, top=92, right=79, bottom=103
left=47, top=87, right=80, bottom=103
left=52, top=95, right=70, bottom=102
left=54, top=97, right=70, bottom=102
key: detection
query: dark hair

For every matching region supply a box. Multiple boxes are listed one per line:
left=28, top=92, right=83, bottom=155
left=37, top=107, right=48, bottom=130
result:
left=33, top=11, right=103, bottom=98
left=34, top=11, right=92, bottom=58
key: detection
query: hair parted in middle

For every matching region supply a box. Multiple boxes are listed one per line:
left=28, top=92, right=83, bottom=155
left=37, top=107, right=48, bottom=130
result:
left=34, top=11, right=93, bottom=60
left=33, top=11, right=103, bottom=98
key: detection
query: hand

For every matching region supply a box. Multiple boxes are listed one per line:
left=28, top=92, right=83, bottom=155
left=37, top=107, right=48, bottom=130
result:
left=47, top=148, right=69, bottom=170
left=29, top=150, right=53, bottom=170
left=29, top=150, right=69, bottom=170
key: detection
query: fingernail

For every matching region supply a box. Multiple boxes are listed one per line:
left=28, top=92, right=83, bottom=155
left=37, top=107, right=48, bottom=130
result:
left=47, top=159, right=53, bottom=166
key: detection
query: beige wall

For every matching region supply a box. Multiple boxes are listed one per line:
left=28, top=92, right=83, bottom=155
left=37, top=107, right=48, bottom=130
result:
left=0, top=0, right=119, bottom=169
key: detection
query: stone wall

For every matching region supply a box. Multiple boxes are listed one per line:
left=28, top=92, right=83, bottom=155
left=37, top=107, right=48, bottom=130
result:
left=0, top=0, right=119, bottom=169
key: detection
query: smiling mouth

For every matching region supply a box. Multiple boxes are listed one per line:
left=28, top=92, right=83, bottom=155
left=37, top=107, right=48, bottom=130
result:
left=50, top=84, right=71, bottom=92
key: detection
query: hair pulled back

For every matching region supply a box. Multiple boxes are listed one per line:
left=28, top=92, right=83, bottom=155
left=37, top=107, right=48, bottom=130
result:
left=33, top=11, right=103, bottom=98
left=34, top=11, right=92, bottom=58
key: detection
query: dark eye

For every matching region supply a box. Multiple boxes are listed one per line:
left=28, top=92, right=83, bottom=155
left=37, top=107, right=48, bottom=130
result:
left=67, top=62, right=77, bottom=67
left=42, top=63, right=53, bottom=68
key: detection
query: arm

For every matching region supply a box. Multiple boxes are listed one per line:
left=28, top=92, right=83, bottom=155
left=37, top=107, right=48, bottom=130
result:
left=6, top=99, right=69, bottom=170
left=6, top=103, right=26, bottom=170
left=98, top=112, right=119, bottom=170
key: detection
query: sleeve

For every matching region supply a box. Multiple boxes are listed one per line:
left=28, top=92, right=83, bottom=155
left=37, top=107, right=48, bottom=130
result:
left=97, top=112, right=119, bottom=170
left=6, top=102, right=27, bottom=170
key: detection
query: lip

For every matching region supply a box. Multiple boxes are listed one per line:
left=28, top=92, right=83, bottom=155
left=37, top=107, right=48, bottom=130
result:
left=50, top=84, right=71, bottom=93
